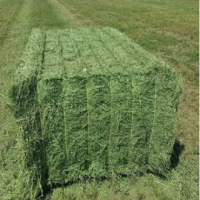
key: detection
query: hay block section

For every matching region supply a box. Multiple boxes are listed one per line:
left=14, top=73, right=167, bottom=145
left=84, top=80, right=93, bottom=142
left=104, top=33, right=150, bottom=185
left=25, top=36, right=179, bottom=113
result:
left=9, top=29, right=48, bottom=194
left=9, top=28, right=181, bottom=193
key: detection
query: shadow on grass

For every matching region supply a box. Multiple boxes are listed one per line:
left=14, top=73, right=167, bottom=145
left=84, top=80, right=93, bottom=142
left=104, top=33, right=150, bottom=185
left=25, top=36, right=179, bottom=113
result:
left=170, top=139, right=185, bottom=169
left=39, top=176, right=110, bottom=200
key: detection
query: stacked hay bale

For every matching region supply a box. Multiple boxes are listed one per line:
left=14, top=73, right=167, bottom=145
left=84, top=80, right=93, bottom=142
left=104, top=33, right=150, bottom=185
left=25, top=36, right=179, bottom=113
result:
left=9, top=28, right=181, bottom=195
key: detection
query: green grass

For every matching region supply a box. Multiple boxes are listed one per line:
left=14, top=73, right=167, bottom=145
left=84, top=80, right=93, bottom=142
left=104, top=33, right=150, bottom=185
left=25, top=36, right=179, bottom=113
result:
left=0, top=0, right=198, bottom=199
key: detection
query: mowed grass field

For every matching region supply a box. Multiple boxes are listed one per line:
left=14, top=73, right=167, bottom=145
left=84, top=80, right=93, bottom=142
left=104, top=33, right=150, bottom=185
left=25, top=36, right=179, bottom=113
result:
left=0, top=0, right=198, bottom=199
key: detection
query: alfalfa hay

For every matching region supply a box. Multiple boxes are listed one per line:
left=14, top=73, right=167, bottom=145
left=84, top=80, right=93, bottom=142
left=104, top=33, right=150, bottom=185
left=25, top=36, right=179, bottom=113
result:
left=9, top=27, right=182, bottom=197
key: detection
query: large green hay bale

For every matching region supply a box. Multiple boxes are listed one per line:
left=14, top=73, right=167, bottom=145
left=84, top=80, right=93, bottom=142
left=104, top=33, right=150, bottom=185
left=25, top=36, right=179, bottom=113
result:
left=9, top=27, right=181, bottom=196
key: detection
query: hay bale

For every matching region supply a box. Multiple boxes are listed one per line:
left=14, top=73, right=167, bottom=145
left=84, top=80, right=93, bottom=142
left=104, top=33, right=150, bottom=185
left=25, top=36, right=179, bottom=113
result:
left=9, top=28, right=181, bottom=194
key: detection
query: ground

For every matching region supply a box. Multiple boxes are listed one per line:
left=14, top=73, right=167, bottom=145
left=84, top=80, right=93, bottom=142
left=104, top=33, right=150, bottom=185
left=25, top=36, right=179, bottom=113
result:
left=0, top=0, right=198, bottom=199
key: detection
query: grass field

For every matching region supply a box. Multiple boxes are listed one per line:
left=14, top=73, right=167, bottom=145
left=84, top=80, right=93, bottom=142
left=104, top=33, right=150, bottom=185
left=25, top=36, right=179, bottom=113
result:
left=0, top=0, right=198, bottom=199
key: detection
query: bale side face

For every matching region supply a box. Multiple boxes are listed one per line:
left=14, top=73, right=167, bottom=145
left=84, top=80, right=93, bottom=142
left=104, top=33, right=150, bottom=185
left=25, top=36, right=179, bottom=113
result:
left=9, top=29, right=47, bottom=194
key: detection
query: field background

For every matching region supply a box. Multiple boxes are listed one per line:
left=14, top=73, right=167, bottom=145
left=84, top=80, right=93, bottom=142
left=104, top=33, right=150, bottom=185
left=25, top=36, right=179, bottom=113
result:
left=0, top=0, right=198, bottom=199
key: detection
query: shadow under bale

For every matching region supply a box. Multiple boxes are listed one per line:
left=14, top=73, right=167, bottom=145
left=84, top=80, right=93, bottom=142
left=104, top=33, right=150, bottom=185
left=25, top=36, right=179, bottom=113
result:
left=170, top=139, right=185, bottom=169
